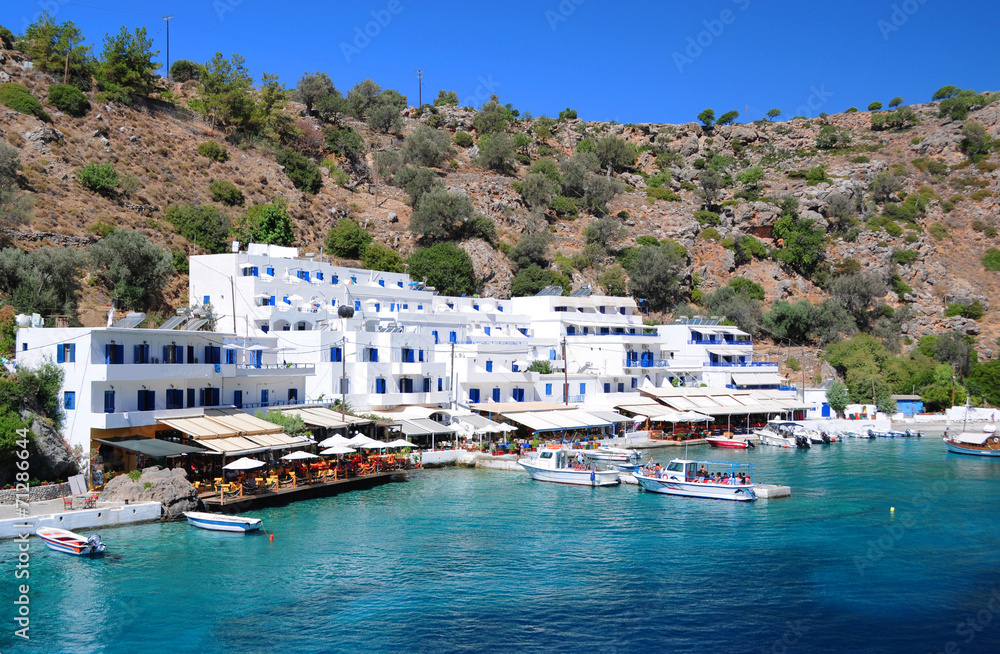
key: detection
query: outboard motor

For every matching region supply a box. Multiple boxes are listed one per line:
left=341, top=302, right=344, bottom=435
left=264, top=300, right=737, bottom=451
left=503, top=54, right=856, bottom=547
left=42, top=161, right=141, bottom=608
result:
left=747, top=440, right=756, bottom=449
left=86, top=534, right=106, bottom=554
left=867, top=429, right=876, bottom=440
left=796, top=435, right=810, bottom=448
left=822, top=432, right=832, bottom=444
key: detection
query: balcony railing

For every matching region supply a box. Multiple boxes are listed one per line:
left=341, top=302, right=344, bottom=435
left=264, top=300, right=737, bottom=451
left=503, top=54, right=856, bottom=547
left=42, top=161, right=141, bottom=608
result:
left=688, top=339, right=753, bottom=345
left=623, top=359, right=671, bottom=368
left=704, top=361, right=778, bottom=368
left=237, top=363, right=314, bottom=370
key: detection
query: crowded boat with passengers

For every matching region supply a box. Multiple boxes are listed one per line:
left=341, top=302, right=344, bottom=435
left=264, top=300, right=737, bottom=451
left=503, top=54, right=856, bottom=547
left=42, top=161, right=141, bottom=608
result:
left=633, top=459, right=758, bottom=501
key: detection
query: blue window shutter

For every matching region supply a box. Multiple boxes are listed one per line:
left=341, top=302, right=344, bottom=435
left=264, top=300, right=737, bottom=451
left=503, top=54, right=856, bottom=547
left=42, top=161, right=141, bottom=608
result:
left=267, top=267, right=274, bottom=276
left=204, top=295, right=210, bottom=305
left=469, top=388, right=480, bottom=403
left=484, top=326, right=490, bottom=335
left=355, top=301, right=361, bottom=310
left=604, top=383, right=611, bottom=393
left=234, top=390, right=243, bottom=409
left=56, top=345, right=64, bottom=364
left=550, top=349, right=556, bottom=360
left=580, top=383, right=586, bottom=394
left=379, top=280, right=385, bottom=287
left=486, top=361, right=493, bottom=372
left=104, top=390, right=115, bottom=413
left=68, top=344, right=75, bottom=362
left=64, top=391, right=75, bottom=410
left=177, top=347, right=183, bottom=364
left=618, top=383, right=625, bottom=393
left=418, top=350, right=424, bottom=362
left=261, top=389, right=269, bottom=405
left=134, top=345, right=141, bottom=363
left=545, top=383, right=552, bottom=395
left=397, top=281, right=403, bottom=288
left=162, top=345, right=169, bottom=362
left=492, top=388, right=501, bottom=403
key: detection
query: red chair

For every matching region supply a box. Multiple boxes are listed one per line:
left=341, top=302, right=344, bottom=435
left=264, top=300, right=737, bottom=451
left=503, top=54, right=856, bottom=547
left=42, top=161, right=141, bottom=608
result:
left=63, top=496, right=74, bottom=510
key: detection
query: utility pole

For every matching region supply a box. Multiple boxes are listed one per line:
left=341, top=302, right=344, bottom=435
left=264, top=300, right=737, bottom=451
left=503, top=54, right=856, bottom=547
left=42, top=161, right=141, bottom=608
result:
left=229, top=275, right=237, bottom=333
left=801, top=344, right=805, bottom=403
left=162, top=16, right=174, bottom=81
left=415, top=69, right=425, bottom=107
left=562, top=338, right=569, bottom=406
left=340, top=337, right=347, bottom=422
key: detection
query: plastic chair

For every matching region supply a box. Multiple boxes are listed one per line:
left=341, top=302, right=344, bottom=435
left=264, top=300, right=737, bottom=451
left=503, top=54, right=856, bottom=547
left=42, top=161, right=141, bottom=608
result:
left=63, top=496, right=74, bottom=510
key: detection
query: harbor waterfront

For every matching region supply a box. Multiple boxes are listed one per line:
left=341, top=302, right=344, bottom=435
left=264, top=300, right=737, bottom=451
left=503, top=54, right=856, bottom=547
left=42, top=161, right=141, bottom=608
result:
left=4, top=435, right=1000, bottom=653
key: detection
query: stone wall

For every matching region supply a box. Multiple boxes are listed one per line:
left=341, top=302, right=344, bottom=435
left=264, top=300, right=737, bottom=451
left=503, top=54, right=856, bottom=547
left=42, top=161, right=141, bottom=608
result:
left=0, top=482, right=71, bottom=504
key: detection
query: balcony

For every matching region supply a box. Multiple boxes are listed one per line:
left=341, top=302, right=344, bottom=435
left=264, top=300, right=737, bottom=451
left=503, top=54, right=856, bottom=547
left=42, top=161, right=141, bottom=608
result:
left=689, top=339, right=753, bottom=346
left=703, top=361, right=779, bottom=368
left=623, top=358, right=671, bottom=368
left=365, top=391, right=451, bottom=407
left=99, top=362, right=228, bottom=382
left=236, top=363, right=315, bottom=377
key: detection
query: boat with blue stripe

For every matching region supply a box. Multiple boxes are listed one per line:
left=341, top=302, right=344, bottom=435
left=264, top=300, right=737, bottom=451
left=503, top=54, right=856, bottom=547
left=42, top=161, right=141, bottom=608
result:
left=634, top=459, right=757, bottom=501
left=183, top=511, right=263, bottom=533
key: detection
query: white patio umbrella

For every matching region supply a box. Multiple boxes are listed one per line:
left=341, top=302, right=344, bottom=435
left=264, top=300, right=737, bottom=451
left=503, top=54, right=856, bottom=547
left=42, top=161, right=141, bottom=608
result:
left=281, top=451, right=320, bottom=461
left=318, top=434, right=353, bottom=448
left=359, top=441, right=390, bottom=449
left=347, top=434, right=381, bottom=447
left=384, top=439, right=414, bottom=448
left=222, top=457, right=265, bottom=470
left=320, top=445, right=356, bottom=455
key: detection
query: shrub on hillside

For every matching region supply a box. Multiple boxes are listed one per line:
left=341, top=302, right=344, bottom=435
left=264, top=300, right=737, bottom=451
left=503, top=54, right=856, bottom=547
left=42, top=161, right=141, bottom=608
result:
left=408, top=242, right=478, bottom=296
left=47, top=83, right=90, bottom=116
left=197, top=140, right=229, bottom=163
left=393, top=166, right=443, bottom=207
left=209, top=180, right=244, bottom=206
left=275, top=148, right=322, bottom=194
left=169, top=59, right=200, bottom=82
left=982, top=248, right=1000, bottom=271
left=454, top=131, right=474, bottom=148
left=0, top=83, right=51, bottom=122
left=163, top=203, right=231, bottom=253
left=87, top=229, right=173, bottom=310
left=510, top=264, right=570, bottom=297
left=401, top=125, right=454, bottom=168
left=76, top=162, right=120, bottom=197
left=694, top=210, right=721, bottom=226
left=409, top=189, right=478, bottom=241
left=474, top=133, right=514, bottom=173
left=928, top=222, right=950, bottom=240
left=324, top=126, right=365, bottom=162
left=891, top=249, right=918, bottom=265
left=361, top=242, right=405, bottom=273
left=0, top=25, right=14, bottom=49
left=231, top=200, right=294, bottom=246
left=325, top=219, right=372, bottom=259
left=647, top=187, right=680, bottom=202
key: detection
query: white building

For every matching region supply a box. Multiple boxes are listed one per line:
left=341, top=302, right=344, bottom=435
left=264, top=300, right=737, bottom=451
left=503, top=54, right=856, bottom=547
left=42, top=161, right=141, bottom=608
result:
left=15, top=324, right=311, bottom=454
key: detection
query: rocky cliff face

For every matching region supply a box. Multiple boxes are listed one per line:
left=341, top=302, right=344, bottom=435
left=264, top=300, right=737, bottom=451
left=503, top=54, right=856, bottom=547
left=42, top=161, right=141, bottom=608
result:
left=100, top=466, right=199, bottom=518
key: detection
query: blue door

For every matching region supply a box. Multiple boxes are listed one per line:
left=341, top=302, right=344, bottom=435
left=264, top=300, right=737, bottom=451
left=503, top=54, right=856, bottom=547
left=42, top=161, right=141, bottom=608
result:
left=821, top=403, right=831, bottom=418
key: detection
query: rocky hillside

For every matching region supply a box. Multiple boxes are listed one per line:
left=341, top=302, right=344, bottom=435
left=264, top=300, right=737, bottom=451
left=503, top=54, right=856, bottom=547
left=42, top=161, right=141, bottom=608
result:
left=2, top=39, right=1000, bottom=381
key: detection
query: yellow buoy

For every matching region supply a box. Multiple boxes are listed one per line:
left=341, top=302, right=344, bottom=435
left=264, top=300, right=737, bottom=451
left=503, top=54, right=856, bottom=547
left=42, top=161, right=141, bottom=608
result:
left=890, top=507, right=895, bottom=513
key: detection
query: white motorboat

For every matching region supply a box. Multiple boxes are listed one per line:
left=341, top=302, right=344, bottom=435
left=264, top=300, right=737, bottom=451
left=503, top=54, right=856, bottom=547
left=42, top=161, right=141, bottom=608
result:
left=755, top=422, right=810, bottom=449
left=634, top=459, right=757, bottom=502
left=518, top=445, right=620, bottom=486
left=584, top=445, right=640, bottom=463
left=183, top=511, right=263, bottom=533
left=36, top=527, right=106, bottom=556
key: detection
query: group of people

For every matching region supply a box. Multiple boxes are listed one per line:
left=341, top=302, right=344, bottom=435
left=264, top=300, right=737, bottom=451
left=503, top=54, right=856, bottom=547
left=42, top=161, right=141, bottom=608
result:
left=693, top=465, right=749, bottom=485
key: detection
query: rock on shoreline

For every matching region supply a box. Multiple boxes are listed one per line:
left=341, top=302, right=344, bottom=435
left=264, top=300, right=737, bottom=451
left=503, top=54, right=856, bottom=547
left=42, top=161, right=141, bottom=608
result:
left=100, top=466, right=199, bottom=518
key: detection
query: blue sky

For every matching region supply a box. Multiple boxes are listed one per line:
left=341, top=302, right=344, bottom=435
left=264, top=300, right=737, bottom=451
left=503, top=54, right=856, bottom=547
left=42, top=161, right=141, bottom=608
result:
left=4, top=0, right=1000, bottom=124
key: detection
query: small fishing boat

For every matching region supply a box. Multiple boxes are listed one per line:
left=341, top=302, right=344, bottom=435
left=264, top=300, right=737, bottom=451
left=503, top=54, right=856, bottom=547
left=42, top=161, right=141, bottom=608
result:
left=706, top=434, right=755, bottom=449
left=943, top=429, right=1000, bottom=457
left=756, top=422, right=810, bottom=449
left=183, top=511, right=263, bottom=533
left=36, top=527, right=106, bottom=556
left=518, top=445, right=620, bottom=486
left=634, top=459, right=757, bottom=501
left=584, top=445, right=641, bottom=463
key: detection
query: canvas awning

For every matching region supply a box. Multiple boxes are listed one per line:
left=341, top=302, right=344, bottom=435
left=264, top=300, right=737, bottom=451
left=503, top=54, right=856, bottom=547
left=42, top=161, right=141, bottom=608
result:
left=731, top=372, right=785, bottom=386
left=585, top=410, right=632, bottom=424
left=245, top=432, right=312, bottom=449
left=93, top=437, right=205, bottom=458
left=706, top=347, right=753, bottom=356
left=500, top=410, right=612, bottom=432
left=399, top=418, right=456, bottom=436
left=451, top=414, right=506, bottom=433
left=158, top=416, right=239, bottom=439
left=279, top=407, right=373, bottom=430
left=193, top=436, right=270, bottom=456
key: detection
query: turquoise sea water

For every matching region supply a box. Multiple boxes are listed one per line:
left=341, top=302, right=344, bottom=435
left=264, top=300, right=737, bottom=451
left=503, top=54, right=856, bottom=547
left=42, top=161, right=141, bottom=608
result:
left=4, top=437, right=1000, bottom=653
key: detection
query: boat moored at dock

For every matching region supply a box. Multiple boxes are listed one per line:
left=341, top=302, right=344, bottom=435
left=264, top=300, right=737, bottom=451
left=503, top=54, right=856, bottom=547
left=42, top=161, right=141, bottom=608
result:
left=943, top=428, right=1000, bottom=457
left=518, top=445, right=620, bottom=486
left=584, top=445, right=641, bottom=463
left=36, top=527, right=106, bottom=556
left=634, top=460, right=757, bottom=501
left=184, top=511, right=263, bottom=532
left=706, top=434, right=755, bottom=449
left=756, top=422, right=810, bottom=449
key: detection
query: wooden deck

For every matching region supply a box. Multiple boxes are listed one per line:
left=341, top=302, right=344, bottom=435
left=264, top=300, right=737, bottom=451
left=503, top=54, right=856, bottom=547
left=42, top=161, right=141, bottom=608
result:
left=199, top=471, right=408, bottom=513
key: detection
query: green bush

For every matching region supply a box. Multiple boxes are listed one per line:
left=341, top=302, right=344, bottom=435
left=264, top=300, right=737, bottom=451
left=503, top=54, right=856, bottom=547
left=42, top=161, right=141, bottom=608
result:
left=410, top=190, right=478, bottom=240
left=276, top=148, right=322, bottom=194
left=0, top=25, right=14, bottom=49
left=408, top=242, right=478, bottom=296
left=928, top=222, right=950, bottom=240
left=510, top=264, right=570, bottom=297
left=463, top=215, right=496, bottom=243
left=550, top=195, right=578, bottom=217
left=209, top=180, right=244, bottom=206
left=891, top=249, right=918, bottom=265
left=699, top=227, right=722, bottom=241
left=169, top=59, right=200, bottom=82
left=647, top=187, right=681, bottom=202
left=851, top=156, right=870, bottom=164
left=164, top=203, right=231, bottom=253
left=454, top=131, right=474, bottom=148
left=0, top=83, right=51, bottom=122
left=88, top=229, right=174, bottom=310
left=401, top=125, right=454, bottom=168
left=694, top=210, right=721, bottom=226
left=982, top=248, right=1000, bottom=271
left=326, top=219, right=372, bottom=258
left=47, top=83, right=90, bottom=117
left=324, top=126, right=365, bottom=162
left=946, top=302, right=984, bottom=319
left=76, top=162, right=120, bottom=197
left=197, top=140, right=229, bottom=163
left=361, top=242, right=405, bottom=273
left=883, top=220, right=903, bottom=237
left=231, top=200, right=295, bottom=246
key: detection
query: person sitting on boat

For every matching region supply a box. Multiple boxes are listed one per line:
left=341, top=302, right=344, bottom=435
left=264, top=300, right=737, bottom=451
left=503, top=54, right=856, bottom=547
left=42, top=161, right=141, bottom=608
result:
left=721, top=473, right=730, bottom=485
left=698, top=465, right=708, bottom=478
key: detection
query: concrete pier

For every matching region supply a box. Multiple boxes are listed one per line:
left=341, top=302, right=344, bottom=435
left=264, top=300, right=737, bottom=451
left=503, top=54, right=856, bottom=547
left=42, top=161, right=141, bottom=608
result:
left=753, top=484, right=792, bottom=499
left=0, top=501, right=162, bottom=539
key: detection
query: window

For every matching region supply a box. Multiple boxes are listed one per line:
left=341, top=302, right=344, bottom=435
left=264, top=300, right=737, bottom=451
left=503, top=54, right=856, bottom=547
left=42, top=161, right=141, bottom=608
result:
left=449, top=331, right=457, bottom=344
left=56, top=343, right=76, bottom=363
left=133, top=344, right=150, bottom=364
left=617, top=382, right=625, bottom=393
left=351, top=276, right=357, bottom=284
left=619, top=307, right=626, bottom=315
left=260, top=389, right=269, bottom=405
left=399, top=378, right=413, bottom=393
left=204, top=345, right=222, bottom=364
left=438, top=378, right=443, bottom=391
left=390, top=303, right=395, bottom=312
left=498, top=306, right=503, bottom=312
left=331, top=275, right=339, bottom=284
left=187, top=345, right=196, bottom=363
left=203, top=295, right=210, bottom=305
left=555, top=306, right=568, bottom=312
left=486, top=360, right=493, bottom=373
left=137, top=390, right=155, bottom=412
left=549, top=349, right=557, bottom=361
left=225, top=349, right=236, bottom=365
left=403, top=348, right=415, bottom=363
left=378, top=279, right=385, bottom=287
left=284, top=296, right=291, bottom=305
left=187, top=388, right=196, bottom=408
left=580, top=383, right=586, bottom=395
left=355, top=301, right=361, bottom=311
left=545, top=383, right=552, bottom=396
left=397, top=281, right=403, bottom=288
left=519, top=328, right=528, bottom=336
left=604, top=383, right=611, bottom=393
left=473, top=304, right=479, bottom=311
left=599, top=306, right=606, bottom=314
left=432, top=330, right=439, bottom=344
left=268, top=296, right=275, bottom=307
left=331, top=347, right=343, bottom=363
left=22, top=343, right=26, bottom=351
left=600, top=327, right=610, bottom=335
left=375, top=378, right=386, bottom=394
left=492, top=388, right=501, bottom=403
left=374, top=303, right=380, bottom=312
left=418, top=350, right=424, bottom=362
left=512, top=363, right=519, bottom=372
left=266, top=267, right=275, bottom=276
left=63, top=391, right=75, bottom=410
left=365, top=348, right=379, bottom=363
left=105, top=343, right=124, bottom=365
left=316, top=272, right=324, bottom=280
left=418, top=305, right=423, bottom=311
left=512, top=388, right=525, bottom=402
left=631, top=377, right=638, bottom=389
left=243, top=266, right=258, bottom=277
left=422, top=377, right=431, bottom=393
left=233, top=390, right=243, bottom=409
left=288, top=388, right=298, bottom=403
left=469, top=388, right=481, bottom=403
left=166, top=389, right=184, bottom=410
left=484, top=326, right=491, bottom=336
left=199, top=388, right=220, bottom=407
left=103, top=390, right=115, bottom=414
left=566, top=326, right=576, bottom=335
left=403, top=304, right=409, bottom=310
